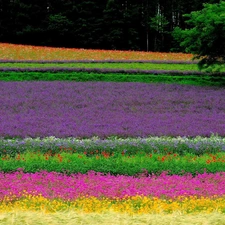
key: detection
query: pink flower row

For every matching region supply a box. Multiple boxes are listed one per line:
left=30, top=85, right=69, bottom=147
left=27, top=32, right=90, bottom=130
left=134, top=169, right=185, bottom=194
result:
left=1, top=170, right=225, bottom=201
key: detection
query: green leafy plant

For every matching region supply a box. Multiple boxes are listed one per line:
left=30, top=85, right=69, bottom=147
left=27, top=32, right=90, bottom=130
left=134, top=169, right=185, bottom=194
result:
left=172, top=1, right=225, bottom=72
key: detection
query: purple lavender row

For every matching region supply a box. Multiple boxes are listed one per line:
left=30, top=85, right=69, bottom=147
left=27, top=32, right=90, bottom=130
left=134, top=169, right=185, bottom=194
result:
left=0, top=59, right=198, bottom=64
left=0, top=67, right=211, bottom=75
left=0, top=171, right=225, bottom=200
left=0, top=82, right=224, bottom=138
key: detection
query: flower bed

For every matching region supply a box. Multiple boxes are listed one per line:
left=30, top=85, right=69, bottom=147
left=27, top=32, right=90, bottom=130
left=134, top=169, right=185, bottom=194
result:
left=0, top=82, right=225, bottom=138
left=1, top=136, right=224, bottom=156
left=0, top=43, right=193, bottom=61
left=1, top=151, right=225, bottom=175
left=1, top=171, right=225, bottom=200
left=0, top=43, right=225, bottom=224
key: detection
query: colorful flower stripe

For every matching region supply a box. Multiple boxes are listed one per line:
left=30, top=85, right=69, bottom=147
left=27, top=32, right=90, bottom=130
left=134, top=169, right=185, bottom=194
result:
left=0, top=43, right=193, bottom=61
left=1, top=151, right=225, bottom=176
left=1, top=195, right=225, bottom=214
left=1, top=82, right=225, bottom=138
left=1, top=136, right=224, bottom=156
left=1, top=171, right=225, bottom=200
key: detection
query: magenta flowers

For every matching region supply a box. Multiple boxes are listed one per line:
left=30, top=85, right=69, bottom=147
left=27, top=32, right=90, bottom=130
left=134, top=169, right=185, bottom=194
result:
left=0, top=170, right=225, bottom=201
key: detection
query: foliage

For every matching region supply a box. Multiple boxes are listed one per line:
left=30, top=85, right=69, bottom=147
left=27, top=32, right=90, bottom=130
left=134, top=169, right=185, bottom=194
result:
left=0, top=0, right=217, bottom=51
left=172, top=1, right=225, bottom=72
left=149, top=14, right=169, bottom=51
left=0, top=62, right=200, bottom=71
left=47, top=14, right=73, bottom=45
left=1, top=71, right=224, bottom=86
left=1, top=135, right=225, bottom=157
left=0, top=151, right=225, bottom=175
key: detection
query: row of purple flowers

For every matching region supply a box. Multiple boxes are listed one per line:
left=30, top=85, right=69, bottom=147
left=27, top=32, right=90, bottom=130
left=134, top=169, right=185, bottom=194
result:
left=0, top=59, right=198, bottom=64
left=0, top=82, right=224, bottom=138
left=0, top=67, right=217, bottom=75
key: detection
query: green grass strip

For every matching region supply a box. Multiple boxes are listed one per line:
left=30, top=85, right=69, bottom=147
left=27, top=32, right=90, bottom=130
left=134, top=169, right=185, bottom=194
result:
left=1, top=72, right=225, bottom=86
left=0, top=62, right=201, bottom=71
left=1, top=152, right=225, bottom=175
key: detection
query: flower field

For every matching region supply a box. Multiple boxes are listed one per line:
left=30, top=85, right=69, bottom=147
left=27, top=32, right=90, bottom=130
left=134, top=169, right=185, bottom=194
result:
left=0, top=43, right=225, bottom=224
left=1, top=82, right=225, bottom=138
left=0, top=43, right=193, bottom=61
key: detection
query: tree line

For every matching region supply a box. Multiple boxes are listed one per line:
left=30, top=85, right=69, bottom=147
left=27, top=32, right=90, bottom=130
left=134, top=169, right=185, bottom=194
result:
left=0, top=0, right=221, bottom=52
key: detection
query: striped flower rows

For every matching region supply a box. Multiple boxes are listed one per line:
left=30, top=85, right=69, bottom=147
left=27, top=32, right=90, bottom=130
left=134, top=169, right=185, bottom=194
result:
left=0, top=44, right=225, bottom=223
left=0, top=171, right=225, bottom=214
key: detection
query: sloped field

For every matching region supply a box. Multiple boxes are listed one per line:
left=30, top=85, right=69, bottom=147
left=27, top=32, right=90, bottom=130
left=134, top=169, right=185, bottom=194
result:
left=0, top=43, right=225, bottom=224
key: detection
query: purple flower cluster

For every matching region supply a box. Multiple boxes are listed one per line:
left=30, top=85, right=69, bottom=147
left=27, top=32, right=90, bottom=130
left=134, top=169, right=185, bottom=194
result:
left=0, top=82, right=225, bottom=138
left=0, top=59, right=198, bottom=64
left=0, top=171, right=225, bottom=200
left=0, top=67, right=208, bottom=75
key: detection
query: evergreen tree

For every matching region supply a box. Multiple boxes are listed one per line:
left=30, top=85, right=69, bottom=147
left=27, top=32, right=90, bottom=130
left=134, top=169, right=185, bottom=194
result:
left=0, top=0, right=222, bottom=51
left=103, top=0, right=124, bottom=49
left=173, top=1, right=225, bottom=71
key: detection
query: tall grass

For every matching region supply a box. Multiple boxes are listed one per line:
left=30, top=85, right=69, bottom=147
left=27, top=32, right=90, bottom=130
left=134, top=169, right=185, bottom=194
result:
left=0, top=211, right=224, bottom=225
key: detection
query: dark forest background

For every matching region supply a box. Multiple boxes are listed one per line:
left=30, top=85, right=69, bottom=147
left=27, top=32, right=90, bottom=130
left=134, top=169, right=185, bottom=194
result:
left=0, top=0, right=220, bottom=52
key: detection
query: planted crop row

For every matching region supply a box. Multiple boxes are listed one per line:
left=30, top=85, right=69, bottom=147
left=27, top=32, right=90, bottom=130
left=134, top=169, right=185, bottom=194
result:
left=0, top=59, right=198, bottom=64
left=1, top=136, right=225, bottom=157
left=0, top=62, right=201, bottom=71
left=1, top=151, right=225, bottom=175
left=1, top=72, right=224, bottom=86
left=2, top=195, right=225, bottom=215
left=1, top=82, right=224, bottom=138
left=0, top=43, right=194, bottom=61
left=0, top=67, right=209, bottom=75
left=1, top=170, right=225, bottom=199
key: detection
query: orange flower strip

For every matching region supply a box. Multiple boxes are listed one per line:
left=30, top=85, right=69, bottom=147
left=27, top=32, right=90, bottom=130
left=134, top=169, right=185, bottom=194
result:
left=0, top=43, right=193, bottom=61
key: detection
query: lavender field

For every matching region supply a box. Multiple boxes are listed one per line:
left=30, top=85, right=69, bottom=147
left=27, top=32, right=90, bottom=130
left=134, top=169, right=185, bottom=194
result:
left=1, top=81, right=225, bottom=138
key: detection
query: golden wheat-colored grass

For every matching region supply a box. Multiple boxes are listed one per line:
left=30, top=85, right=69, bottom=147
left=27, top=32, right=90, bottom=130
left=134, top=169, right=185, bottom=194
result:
left=0, top=211, right=225, bottom=225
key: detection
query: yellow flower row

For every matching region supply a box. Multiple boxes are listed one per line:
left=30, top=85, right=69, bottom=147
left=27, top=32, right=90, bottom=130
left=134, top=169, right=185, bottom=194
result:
left=1, top=194, right=225, bottom=214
